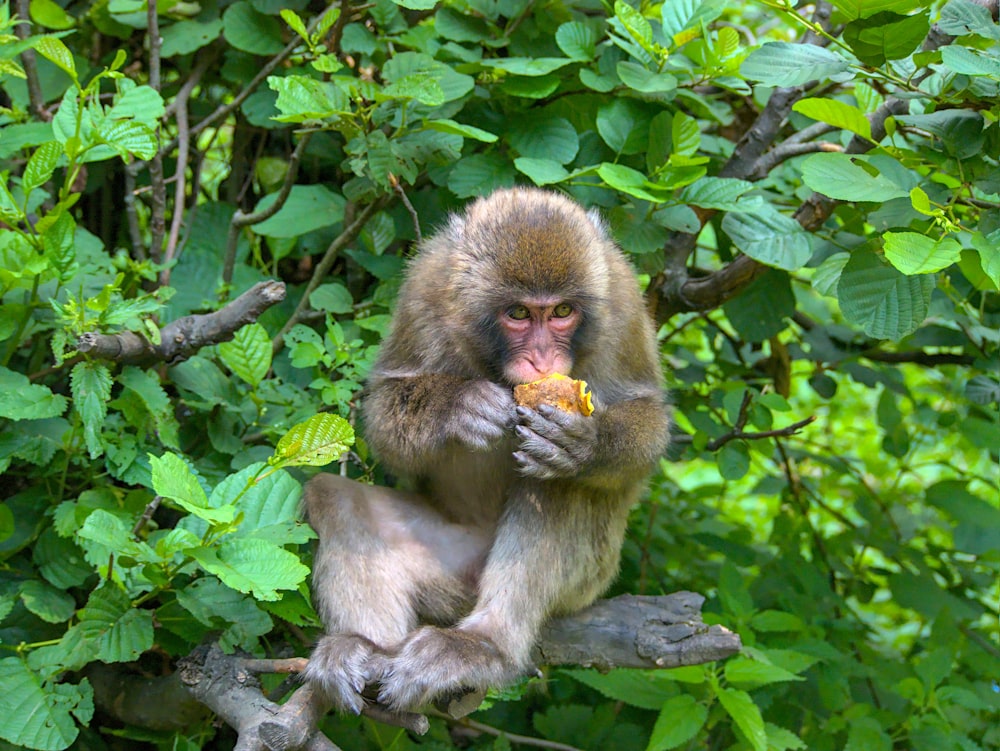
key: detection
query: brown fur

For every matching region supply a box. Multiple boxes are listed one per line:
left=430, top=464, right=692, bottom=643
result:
left=304, top=188, right=671, bottom=713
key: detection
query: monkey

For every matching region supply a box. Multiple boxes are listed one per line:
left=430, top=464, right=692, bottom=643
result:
left=302, top=187, right=671, bottom=715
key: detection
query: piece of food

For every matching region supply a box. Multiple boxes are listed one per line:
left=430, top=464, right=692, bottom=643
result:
left=513, top=373, right=594, bottom=416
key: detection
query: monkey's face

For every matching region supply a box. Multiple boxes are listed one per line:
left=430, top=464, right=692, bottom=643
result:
left=499, top=297, right=580, bottom=384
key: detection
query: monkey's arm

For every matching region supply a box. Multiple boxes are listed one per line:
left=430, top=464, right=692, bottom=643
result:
left=364, top=373, right=516, bottom=475
left=514, top=393, right=670, bottom=486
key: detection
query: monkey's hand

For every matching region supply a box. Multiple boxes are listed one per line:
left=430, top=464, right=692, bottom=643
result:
left=513, top=404, right=598, bottom=479
left=448, top=381, right=517, bottom=451
left=369, top=626, right=511, bottom=712
left=303, top=633, right=379, bottom=715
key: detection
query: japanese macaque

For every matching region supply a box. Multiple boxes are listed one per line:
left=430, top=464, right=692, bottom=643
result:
left=303, top=187, right=671, bottom=714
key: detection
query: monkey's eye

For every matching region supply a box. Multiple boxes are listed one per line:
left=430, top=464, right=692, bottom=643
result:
left=552, top=303, right=574, bottom=318
left=508, top=305, right=531, bottom=320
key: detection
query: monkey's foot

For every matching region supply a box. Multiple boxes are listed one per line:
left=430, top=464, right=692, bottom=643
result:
left=303, top=633, right=379, bottom=715
left=370, top=626, right=511, bottom=712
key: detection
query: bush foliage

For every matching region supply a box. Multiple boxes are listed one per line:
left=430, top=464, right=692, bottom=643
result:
left=0, top=0, right=997, bottom=749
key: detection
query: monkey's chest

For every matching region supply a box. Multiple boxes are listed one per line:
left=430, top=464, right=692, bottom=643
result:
left=420, top=444, right=515, bottom=527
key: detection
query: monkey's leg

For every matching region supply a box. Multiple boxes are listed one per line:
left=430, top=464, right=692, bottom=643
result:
left=373, top=483, right=627, bottom=712
left=302, top=474, right=488, bottom=713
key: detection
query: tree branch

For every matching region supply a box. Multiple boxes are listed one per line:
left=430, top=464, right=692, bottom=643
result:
left=76, top=280, right=286, bottom=366
left=14, top=0, right=47, bottom=121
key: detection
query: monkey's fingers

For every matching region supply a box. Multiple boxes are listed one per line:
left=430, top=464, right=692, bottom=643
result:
left=513, top=428, right=576, bottom=479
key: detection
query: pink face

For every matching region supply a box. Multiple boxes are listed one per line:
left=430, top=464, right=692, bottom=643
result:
left=500, top=298, right=581, bottom=384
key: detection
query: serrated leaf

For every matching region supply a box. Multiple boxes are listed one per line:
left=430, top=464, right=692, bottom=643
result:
left=966, top=375, right=1000, bottom=405
left=97, top=119, right=158, bottom=160
left=118, top=365, right=180, bottom=448
left=717, top=688, right=768, bottom=751
left=35, top=36, right=76, bottom=80
left=0, top=365, right=68, bottom=420
left=647, top=694, right=708, bottom=750
left=78, top=583, right=153, bottom=662
left=77, top=509, right=159, bottom=565
left=70, top=361, right=112, bottom=459
left=662, top=0, right=723, bottom=41
left=253, top=183, right=347, bottom=237
left=725, top=656, right=807, bottom=686
left=382, top=73, right=445, bottom=106
left=741, top=42, right=849, bottom=86
left=722, top=207, right=813, bottom=271
left=189, top=538, right=309, bottom=601
left=218, top=323, right=271, bottom=387
left=837, top=250, right=934, bottom=339
left=42, top=210, right=77, bottom=281
left=562, top=669, right=674, bottom=710
left=0, top=658, right=84, bottom=749
left=793, top=98, right=872, bottom=140
left=211, top=464, right=305, bottom=542
left=509, top=115, right=579, bottom=164
left=425, top=118, right=498, bottom=143
left=882, top=231, right=961, bottom=274
left=150, top=452, right=236, bottom=524
left=310, top=283, right=354, bottom=314
left=940, top=44, right=1000, bottom=79
left=107, top=85, right=165, bottom=126
left=22, top=141, right=62, bottom=192
left=272, top=413, right=355, bottom=468
left=447, top=153, right=517, bottom=199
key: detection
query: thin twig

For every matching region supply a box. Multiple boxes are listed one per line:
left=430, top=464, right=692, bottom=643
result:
left=145, top=0, right=166, bottom=264
left=14, top=0, right=47, bottom=121
left=160, top=55, right=214, bottom=286
left=391, top=175, right=422, bottom=244
left=131, top=495, right=162, bottom=538
left=221, top=132, right=314, bottom=287
left=123, top=167, right=146, bottom=260
left=449, top=715, right=585, bottom=751
left=274, top=198, right=389, bottom=352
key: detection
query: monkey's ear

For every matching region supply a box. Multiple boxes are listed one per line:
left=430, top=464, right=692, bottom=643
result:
left=586, top=209, right=611, bottom=240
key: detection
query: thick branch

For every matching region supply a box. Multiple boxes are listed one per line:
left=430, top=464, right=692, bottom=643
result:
left=76, top=280, right=285, bottom=366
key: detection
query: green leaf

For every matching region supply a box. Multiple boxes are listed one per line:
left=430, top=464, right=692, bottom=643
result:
left=22, top=141, right=62, bottom=192
left=508, top=115, right=578, bottom=163
left=70, top=361, right=112, bottom=459
left=447, top=153, right=517, bottom=199
left=717, top=688, right=768, bottom=751
left=0, top=658, right=87, bottom=750
left=268, top=75, right=350, bottom=122
left=842, top=12, right=929, bottom=66
left=30, top=0, right=77, bottom=29
left=672, top=112, right=699, bottom=155
left=680, top=177, right=753, bottom=210
left=724, top=656, right=807, bottom=687
left=382, top=73, right=445, bottom=106
left=894, top=110, right=985, bottom=159
left=35, top=36, right=77, bottom=80
left=0, top=366, right=68, bottom=420
left=218, top=323, right=271, bottom=388
left=42, top=210, right=77, bottom=281
left=837, top=250, right=934, bottom=339
left=161, top=17, right=224, bottom=56
left=661, top=0, right=724, bottom=41
left=718, top=441, right=751, bottom=480
left=189, top=538, right=310, bottom=601
left=925, top=481, right=1000, bottom=555
left=96, top=119, right=158, bottom=160
left=597, top=99, right=649, bottom=155
left=939, top=0, right=1000, bottom=40
left=77, top=510, right=159, bottom=565
left=118, top=365, right=180, bottom=448
left=279, top=8, right=308, bottom=39
left=598, top=163, right=667, bottom=203
left=940, top=43, right=1000, bottom=79
left=211, top=464, right=307, bottom=542
left=499, top=74, right=562, bottom=99
left=741, top=42, right=849, bottom=86
left=151, top=452, right=236, bottom=524
left=107, top=85, right=166, bottom=126
left=253, top=184, right=347, bottom=238
left=272, top=413, right=355, bottom=468
left=616, top=62, right=678, bottom=94
left=845, top=717, right=892, bottom=751
left=223, top=1, right=285, bottom=55
left=310, top=283, right=354, bottom=314
left=750, top=610, right=806, bottom=632
left=425, top=118, right=498, bottom=143
left=478, top=57, right=571, bottom=76
left=562, top=668, right=675, bottom=710
left=800, top=153, right=913, bottom=202
left=766, top=723, right=807, bottom=751
left=556, top=20, right=599, bottom=60
left=882, top=232, right=961, bottom=274
left=20, top=580, right=76, bottom=623
left=78, top=583, right=154, bottom=662
left=792, top=98, right=872, bottom=140
left=723, top=269, right=794, bottom=342
left=647, top=694, right=708, bottom=750
left=722, top=208, right=813, bottom=270
left=514, top=158, right=570, bottom=186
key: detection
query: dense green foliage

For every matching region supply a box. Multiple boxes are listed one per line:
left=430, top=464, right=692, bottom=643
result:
left=0, top=0, right=998, bottom=749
